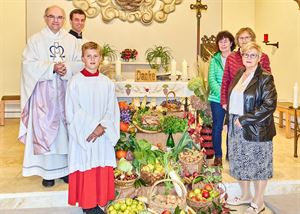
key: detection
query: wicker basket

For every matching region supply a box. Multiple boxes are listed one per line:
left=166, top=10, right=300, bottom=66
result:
left=132, top=111, right=163, bottom=134
left=179, top=149, right=204, bottom=175
left=186, top=177, right=222, bottom=212
left=115, top=177, right=137, bottom=189
left=162, top=91, right=183, bottom=113
left=140, top=169, right=165, bottom=186
left=148, top=179, right=187, bottom=214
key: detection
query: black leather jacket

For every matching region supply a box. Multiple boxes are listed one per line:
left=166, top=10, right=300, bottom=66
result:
left=228, top=65, right=277, bottom=142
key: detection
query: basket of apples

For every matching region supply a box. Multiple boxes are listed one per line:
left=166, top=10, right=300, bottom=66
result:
left=186, top=181, right=221, bottom=212
left=140, top=162, right=165, bottom=186
left=106, top=198, right=146, bottom=214
left=148, top=179, right=187, bottom=214
left=179, top=148, right=204, bottom=175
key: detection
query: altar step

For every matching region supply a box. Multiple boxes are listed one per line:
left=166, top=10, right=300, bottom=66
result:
left=0, top=181, right=299, bottom=213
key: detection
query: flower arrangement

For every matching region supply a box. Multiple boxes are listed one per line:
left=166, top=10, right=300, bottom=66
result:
left=120, top=48, right=138, bottom=61
left=187, top=59, right=212, bottom=126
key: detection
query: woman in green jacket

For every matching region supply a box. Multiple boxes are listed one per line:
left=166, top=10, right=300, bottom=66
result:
left=208, top=31, right=235, bottom=166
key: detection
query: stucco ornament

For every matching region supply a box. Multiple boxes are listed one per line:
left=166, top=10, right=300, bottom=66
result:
left=72, top=0, right=183, bottom=25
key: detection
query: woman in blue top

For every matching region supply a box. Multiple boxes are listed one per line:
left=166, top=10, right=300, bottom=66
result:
left=208, top=31, right=236, bottom=166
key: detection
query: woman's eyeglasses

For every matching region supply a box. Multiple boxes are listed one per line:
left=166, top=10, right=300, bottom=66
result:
left=242, top=53, right=258, bottom=59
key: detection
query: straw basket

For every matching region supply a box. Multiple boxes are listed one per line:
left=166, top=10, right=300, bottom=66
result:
left=148, top=179, right=187, bottom=213
left=186, top=177, right=223, bottom=212
left=140, top=170, right=165, bottom=186
left=115, top=177, right=137, bottom=189
left=162, top=91, right=183, bottom=117
left=179, top=149, right=204, bottom=175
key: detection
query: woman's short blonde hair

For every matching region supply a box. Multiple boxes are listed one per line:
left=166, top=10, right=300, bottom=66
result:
left=81, top=41, right=102, bottom=57
left=241, top=42, right=262, bottom=57
left=235, top=27, right=256, bottom=45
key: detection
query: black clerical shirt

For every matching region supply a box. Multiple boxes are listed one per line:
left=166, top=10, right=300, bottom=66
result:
left=69, top=30, right=82, bottom=39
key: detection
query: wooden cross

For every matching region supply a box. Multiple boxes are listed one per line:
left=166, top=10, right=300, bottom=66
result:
left=190, top=0, right=208, bottom=56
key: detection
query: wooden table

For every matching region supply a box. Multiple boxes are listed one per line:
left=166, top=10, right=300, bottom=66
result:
left=276, top=102, right=300, bottom=138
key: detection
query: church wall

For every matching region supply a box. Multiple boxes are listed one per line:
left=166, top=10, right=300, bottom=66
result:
left=222, top=0, right=255, bottom=34
left=0, top=0, right=25, bottom=98
left=255, top=0, right=300, bottom=102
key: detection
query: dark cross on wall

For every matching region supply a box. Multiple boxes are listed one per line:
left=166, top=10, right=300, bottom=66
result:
left=190, top=0, right=208, bottom=57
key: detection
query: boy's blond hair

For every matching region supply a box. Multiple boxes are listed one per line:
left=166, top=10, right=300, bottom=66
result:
left=81, top=41, right=102, bottom=57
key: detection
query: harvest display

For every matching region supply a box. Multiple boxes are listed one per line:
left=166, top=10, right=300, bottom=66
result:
left=110, top=98, right=229, bottom=214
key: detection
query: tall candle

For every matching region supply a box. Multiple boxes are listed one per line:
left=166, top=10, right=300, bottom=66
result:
left=171, top=59, right=176, bottom=76
left=293, top=82, right=299, bottom=108
left=264, top=34, right=269, bottom=42
left=115, top=58, right=121, bottom=79
left=103, top=57, right=109, bottom=65
left=182, top=59, right=188, bottom=81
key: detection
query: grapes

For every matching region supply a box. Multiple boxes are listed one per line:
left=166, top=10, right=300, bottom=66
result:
left=120, top=109, right=132, bottom=123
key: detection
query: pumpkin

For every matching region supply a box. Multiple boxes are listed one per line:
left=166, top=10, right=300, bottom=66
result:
left=118, top=101, right=129, bottom=110
left=116, top=150, right=127, bottom=159
left=120, top=122, right=129, bottom=132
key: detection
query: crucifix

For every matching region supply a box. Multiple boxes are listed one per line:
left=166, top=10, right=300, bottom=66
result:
left=190, top=0, right=208, bottom=57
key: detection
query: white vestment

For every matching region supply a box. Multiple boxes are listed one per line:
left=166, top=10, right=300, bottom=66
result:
left=66, top=72, right=120, bottom=174
left=19, top=27, right=84, bottom=179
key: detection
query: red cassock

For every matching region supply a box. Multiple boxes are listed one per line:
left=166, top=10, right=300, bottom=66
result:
left=68, top=166, right=115, bottom=209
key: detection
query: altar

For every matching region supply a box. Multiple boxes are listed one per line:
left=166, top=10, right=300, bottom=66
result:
left=114, top=80, right=193, bottom=98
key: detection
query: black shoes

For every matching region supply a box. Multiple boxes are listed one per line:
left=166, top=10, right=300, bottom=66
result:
left=83, top=206, right=105, bottom=214
left=42, top=179, right=55, bottom=187
left=42, top=175, right=68, bottom=187
left=60, top=175, right=69, bottom=184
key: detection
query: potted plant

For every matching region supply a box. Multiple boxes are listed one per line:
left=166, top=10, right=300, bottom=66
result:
left=102, top=43, right=117, bottom=62
left=145, top=45, right=173, bottom=72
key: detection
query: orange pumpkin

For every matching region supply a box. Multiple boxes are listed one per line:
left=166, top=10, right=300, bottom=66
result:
left=120, top=122, right=129, bottom=132
left=116, top=150, right=127, bottom=159
left=118, top=101, right=128, bottom=110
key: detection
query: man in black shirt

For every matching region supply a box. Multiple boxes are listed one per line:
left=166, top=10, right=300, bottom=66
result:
left=69, top=9, right=86, bottom=39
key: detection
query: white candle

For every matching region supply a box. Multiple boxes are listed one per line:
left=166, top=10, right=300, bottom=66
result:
left=182, top=59, right=188, bottom=80
left=103, top=57, right=109, bottom=65
left=171, top=59, right=176, bottom=76
left=293, top=82, right=299, bottom=108
left=115, top=58, right=121, bottom=79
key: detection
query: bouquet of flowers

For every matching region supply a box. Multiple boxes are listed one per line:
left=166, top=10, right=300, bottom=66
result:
left=120, top=48, right=138, bottom=61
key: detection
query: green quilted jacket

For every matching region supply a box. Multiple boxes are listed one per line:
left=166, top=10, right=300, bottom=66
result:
left=208, top=52, right=224, bottom=103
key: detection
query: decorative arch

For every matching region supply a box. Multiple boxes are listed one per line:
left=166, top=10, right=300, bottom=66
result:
left=72, top=0, right=183, bottom=25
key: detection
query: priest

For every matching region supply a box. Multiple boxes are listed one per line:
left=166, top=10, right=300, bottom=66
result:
left=19, top=5, right=83, bottom=187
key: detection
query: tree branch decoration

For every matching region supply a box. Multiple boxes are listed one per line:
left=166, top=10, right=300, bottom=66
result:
left=72, top=0, right=183, bottom=25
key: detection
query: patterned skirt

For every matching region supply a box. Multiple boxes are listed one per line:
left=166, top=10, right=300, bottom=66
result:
left=228, top=114, right=273, bottom=180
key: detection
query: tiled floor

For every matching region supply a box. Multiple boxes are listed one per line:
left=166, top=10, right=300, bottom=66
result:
left=0, top=119, right=299, bottom=213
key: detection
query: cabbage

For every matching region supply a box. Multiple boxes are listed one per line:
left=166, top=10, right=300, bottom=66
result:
left=117, top=158, right=133, bottom=172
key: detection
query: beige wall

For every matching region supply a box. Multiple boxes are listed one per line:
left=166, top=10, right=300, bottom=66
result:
left=222, top=0, right=255, bottom=33
left=255, top=0, right=300, bottom=102
left=0, top=0, right=26, bottom=98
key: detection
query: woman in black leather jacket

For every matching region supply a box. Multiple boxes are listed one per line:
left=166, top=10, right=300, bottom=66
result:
left=226, top=42, right=277, bottom=214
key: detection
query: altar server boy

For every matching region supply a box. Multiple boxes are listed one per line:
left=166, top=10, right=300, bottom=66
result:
left=66, top=41, right=120, bottom=214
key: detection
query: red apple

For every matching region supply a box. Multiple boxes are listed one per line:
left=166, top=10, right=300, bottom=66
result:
left=162, top=210, right=172, bottom=214
left=202, top=190, right=210, bottom=198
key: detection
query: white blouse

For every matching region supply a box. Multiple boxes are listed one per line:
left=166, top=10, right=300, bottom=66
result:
left=229, top=71, right=255, bottom=115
